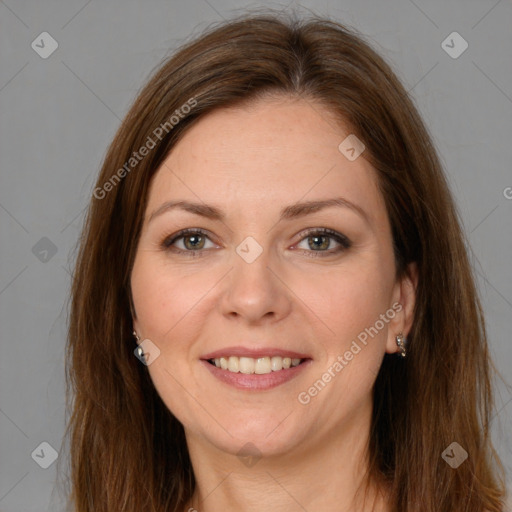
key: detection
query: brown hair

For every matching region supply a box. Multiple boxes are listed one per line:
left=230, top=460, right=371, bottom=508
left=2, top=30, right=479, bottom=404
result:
left=63, top=12, right=507, bottom=511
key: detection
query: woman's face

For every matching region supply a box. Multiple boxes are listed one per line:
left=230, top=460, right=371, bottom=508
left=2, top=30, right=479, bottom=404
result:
left=131, top=95, right=415, bottom=458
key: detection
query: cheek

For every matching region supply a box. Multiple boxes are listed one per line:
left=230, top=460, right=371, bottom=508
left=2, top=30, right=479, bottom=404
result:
left=130, top=253, right=220, bottom=342
left=292, top=256, right=394, bottom=346
left=296, top=263, right=392, bottom=412
left=130, top=254, right=181, bottom=335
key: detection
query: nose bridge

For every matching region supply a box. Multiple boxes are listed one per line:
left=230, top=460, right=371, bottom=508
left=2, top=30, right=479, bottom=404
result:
left=221, top=234, right=289, bottom=322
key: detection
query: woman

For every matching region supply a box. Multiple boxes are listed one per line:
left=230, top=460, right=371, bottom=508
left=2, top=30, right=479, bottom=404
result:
left=64, top=13, right=507, bottom=511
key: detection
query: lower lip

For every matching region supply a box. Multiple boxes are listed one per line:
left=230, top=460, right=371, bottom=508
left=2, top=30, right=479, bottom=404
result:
left=200, top=359, right=312, bottom=390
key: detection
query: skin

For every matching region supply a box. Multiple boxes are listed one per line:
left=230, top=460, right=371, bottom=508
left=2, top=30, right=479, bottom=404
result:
left=131, top=95, right=417, bottom=512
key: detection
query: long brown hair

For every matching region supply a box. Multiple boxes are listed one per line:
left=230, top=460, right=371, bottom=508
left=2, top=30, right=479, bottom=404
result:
left=63, top=12, right=507, bottom=511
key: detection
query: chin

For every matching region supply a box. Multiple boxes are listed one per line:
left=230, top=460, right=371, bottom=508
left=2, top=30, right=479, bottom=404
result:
left=199, top=416, right=307, bottom=460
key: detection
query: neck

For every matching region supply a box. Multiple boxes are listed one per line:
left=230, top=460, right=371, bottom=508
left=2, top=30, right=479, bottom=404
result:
left=183, top=396, right=390, bottom=512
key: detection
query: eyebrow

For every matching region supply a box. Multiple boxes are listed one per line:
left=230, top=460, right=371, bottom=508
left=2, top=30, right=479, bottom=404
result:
left=147, top=197, right=370, bottom=225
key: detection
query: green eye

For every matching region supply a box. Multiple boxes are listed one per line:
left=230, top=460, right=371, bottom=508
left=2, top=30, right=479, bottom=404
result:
left=162, top=228, right=213, bottom=257
left=294, top=228, right=351, bottom=256
left=162, top=227, right=351, bottom=257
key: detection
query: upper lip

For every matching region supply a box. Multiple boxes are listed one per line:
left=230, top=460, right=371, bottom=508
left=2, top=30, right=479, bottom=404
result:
left=201, top=346, right=311, bottom=360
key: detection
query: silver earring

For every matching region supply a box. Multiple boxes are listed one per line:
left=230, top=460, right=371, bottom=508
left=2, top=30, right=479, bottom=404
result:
left=396, top=332, right=407, bottom=357
left=133, top=330, right=144, bottom=358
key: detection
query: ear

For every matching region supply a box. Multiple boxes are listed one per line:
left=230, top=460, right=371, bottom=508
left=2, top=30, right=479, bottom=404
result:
left=385, top=262, right=418, bottom=354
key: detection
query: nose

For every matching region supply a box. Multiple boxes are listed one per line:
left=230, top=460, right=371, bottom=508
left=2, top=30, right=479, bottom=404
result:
left=219, top=244, right=292, bottom=325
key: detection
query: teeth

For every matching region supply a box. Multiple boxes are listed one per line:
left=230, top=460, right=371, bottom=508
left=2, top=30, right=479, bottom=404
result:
left=255, top=357, right=270, bottom=374
left=211, top=355, right=303, bottom=374
left=239, top=357, right=255, bottom=374
left=228, top=356, right=239, bottom=373
left=270, top=356, right=283, bottom=371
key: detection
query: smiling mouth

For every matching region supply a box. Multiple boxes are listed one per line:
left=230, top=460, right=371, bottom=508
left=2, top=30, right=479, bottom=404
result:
left=207, top=356, right=307, bottom=374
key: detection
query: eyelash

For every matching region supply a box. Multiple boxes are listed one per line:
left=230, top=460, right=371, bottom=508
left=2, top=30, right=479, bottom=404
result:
left=161, top=227, right=351, bottom=258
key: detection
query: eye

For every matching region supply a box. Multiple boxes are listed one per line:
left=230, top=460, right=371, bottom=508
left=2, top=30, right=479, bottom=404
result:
left=161, top=227, right=351, bottom=257
left=162, top=228, right=216, bottom=257
left=293, top=228, right=351, bottom=256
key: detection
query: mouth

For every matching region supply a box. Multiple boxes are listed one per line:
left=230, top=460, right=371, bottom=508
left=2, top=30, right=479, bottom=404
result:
left=200, top=347, right=312, bottom=389
left=206, top=355, right=309, bottom=375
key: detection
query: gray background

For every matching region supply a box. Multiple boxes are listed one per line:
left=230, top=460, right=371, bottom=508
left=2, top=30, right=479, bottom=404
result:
left=1, top=1, right=511, bottom=510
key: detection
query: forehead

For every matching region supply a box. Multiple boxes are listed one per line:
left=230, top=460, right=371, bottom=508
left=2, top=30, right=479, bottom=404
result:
left=146, top=96, right=387, bottom=227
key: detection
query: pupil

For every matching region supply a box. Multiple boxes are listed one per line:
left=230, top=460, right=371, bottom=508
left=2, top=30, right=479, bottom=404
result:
left=184, top=235, right=205, bottom=250
left=309, top=235, right=328, bottom=250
